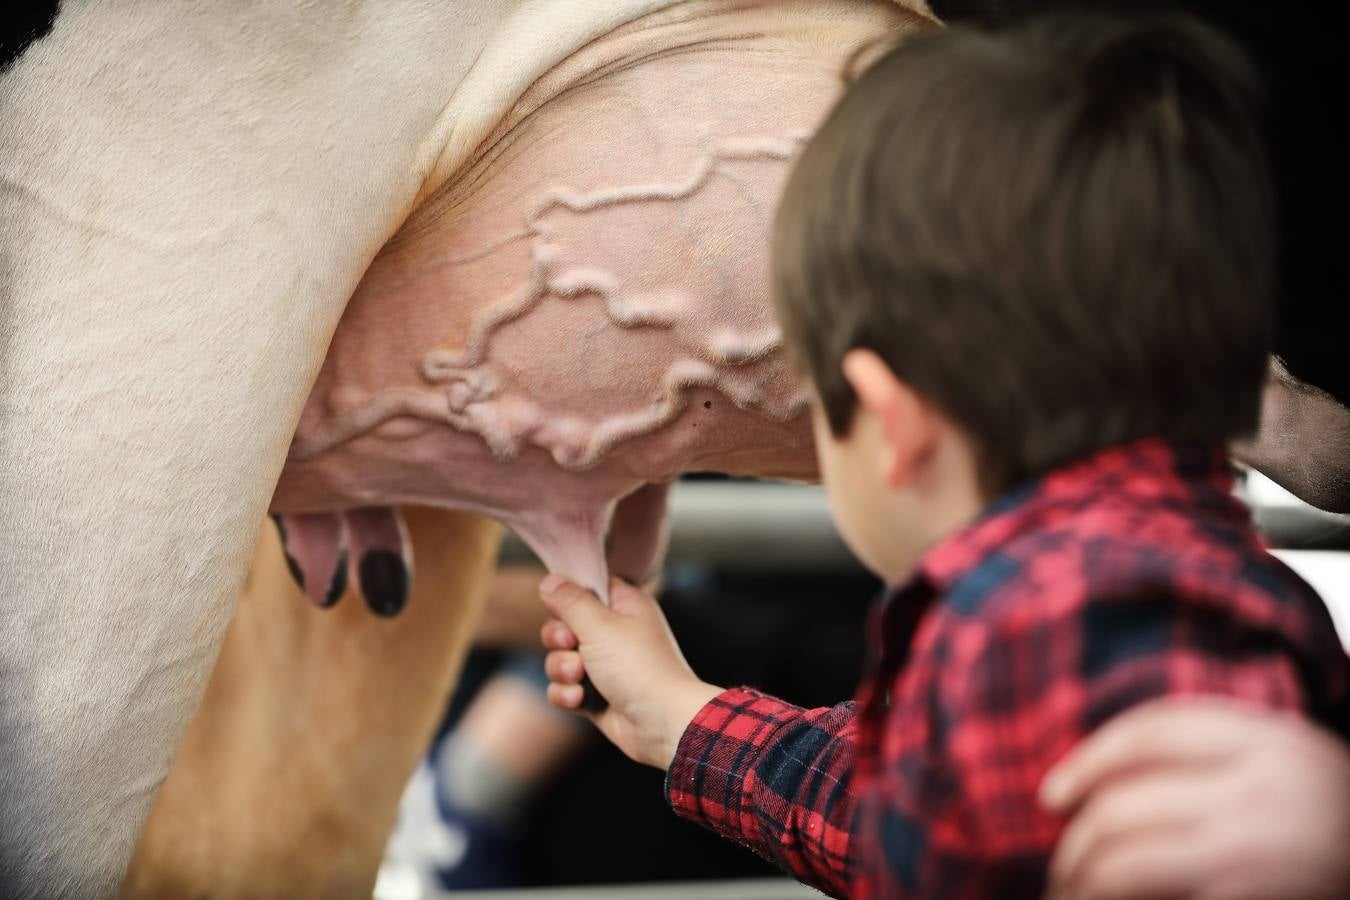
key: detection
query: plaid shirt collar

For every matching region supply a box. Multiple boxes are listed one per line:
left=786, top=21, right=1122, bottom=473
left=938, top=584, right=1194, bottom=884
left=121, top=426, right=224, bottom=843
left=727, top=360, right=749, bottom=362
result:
left=902, top=438, right=1237, bottom=600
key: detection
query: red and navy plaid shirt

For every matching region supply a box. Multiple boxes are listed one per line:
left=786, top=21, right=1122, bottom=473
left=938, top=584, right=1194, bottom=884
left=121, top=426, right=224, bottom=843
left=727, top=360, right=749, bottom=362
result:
left=666, top=439, right=1350, bottom=899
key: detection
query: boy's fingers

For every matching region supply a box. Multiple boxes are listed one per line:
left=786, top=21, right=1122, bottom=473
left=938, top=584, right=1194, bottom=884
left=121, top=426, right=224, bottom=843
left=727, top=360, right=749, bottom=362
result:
left=545, top=650, right=585, bottom=685
left=540, top=618, right=578, bottom=651
left=539, top=575, right=610, bottom=635
left=1040, top=700, right=1245, bottom=810
left=547, top=681, right=585, bottom=711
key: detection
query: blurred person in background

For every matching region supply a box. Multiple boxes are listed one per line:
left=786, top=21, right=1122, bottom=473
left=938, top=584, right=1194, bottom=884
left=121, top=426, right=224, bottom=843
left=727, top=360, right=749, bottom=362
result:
left=384, top=566, right=593, bottom=892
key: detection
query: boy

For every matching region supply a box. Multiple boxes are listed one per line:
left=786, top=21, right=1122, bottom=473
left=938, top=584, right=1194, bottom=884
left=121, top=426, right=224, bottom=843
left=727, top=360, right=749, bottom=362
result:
left=537, top=13, right=1350, bottom=899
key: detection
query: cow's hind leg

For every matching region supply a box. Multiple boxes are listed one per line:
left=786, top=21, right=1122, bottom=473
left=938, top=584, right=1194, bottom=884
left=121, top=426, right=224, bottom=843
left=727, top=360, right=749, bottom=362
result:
left=121, top=508, right=501, bottom=900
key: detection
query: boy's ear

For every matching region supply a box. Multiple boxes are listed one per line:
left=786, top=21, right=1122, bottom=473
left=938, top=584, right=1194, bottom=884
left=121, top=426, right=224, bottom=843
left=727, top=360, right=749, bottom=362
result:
left=841, top=349, right=934, bottom=488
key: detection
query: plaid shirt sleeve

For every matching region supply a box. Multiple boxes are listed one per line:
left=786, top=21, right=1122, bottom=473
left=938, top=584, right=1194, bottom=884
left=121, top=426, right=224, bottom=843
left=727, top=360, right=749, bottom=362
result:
left=665, top=687, right=860, bottom=898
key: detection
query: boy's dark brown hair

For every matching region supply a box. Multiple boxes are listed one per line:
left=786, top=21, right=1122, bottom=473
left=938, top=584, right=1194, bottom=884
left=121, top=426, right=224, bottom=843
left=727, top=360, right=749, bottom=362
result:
left=773, top=13, right=1275, bottom=495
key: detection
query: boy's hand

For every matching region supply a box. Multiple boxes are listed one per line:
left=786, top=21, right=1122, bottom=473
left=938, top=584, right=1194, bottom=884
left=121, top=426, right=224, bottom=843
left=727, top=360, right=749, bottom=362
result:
left=1040, top=698, right=1350, bottom=900
left=538, top=574, right=722, bottom=770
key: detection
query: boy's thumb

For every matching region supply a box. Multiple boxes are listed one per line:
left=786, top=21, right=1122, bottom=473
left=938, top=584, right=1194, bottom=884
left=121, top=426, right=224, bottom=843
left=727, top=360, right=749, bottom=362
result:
left=539, top=574, right=609, bottom=636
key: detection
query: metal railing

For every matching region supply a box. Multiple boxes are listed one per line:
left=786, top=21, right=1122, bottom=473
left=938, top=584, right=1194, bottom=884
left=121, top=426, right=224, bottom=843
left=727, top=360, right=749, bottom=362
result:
left=500, top=471, right=1350, bottom=572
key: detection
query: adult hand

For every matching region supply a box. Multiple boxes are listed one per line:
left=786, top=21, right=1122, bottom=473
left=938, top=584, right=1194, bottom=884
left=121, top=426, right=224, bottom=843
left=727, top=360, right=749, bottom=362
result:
left=1041, top=698, right=1350, bottom=900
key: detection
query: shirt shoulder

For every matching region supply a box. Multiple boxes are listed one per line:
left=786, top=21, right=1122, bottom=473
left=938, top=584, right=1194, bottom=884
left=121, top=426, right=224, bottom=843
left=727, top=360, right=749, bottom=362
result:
left=925, top=494, right=1349, bottom=736
left=941, top=493, right=1325, bottom=630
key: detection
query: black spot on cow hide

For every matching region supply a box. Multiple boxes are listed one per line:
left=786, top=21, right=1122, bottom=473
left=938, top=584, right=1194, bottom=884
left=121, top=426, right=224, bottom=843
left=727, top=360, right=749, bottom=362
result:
left=2, top=1, right=60, bottom=74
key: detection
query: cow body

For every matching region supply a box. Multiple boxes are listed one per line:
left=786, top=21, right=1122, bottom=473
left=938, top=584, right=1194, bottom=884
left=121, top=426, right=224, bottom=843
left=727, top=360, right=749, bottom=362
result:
left=0, top=2, right=923, bottom=895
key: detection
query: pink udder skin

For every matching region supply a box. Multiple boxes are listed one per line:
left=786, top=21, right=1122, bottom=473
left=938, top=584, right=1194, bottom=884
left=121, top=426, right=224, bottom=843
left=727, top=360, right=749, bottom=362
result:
left=269, top=23, right=852, bottom=599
